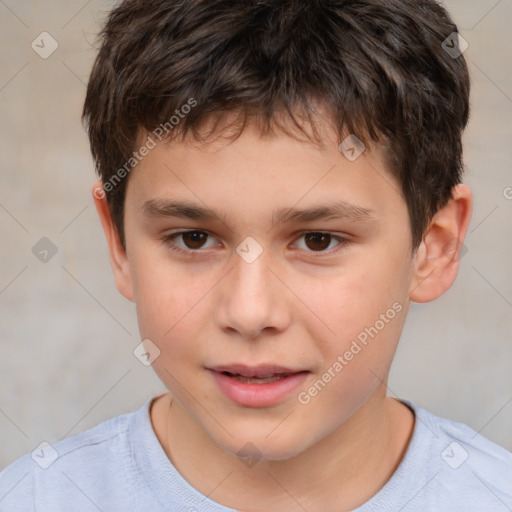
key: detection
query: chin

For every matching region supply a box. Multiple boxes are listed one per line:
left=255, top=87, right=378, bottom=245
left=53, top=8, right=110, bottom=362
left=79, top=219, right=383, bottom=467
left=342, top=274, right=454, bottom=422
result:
left=213, top=427, right=313, bottom=465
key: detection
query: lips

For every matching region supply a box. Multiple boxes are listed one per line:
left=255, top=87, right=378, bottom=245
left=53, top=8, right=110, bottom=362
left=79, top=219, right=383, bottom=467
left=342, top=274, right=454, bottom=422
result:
left=227, top=374, right=289, bottom=384
left=208, top=364, right=310, bottom=407
left=210, top=364, right=303, bottom=379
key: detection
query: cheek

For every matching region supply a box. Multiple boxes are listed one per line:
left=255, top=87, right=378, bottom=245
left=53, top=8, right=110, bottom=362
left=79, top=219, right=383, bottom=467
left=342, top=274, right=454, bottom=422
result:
left=131, top=253, right=217, bottom=376
left=300, top=260, right=408, bottom=344
left=299, top=302, right=407, bottom=424
left=131, top=247, right=204, bottom=334
left=297, top=250, right=410, bottom=388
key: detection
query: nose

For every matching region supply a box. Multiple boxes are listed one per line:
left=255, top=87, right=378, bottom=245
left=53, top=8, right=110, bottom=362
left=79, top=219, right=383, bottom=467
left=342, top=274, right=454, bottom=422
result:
left=214, top=248, right=291, bottom=340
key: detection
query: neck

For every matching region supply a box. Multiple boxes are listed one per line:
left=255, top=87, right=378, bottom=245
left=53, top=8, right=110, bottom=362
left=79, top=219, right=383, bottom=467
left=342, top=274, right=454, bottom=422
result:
left=150, top=389, right=414, bottom=512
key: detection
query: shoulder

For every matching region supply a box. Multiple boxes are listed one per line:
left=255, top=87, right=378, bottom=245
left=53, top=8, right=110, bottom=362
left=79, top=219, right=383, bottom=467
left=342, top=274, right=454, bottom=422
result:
left=0, top=404, right=142, bottom=512
left=413, top=401, right=512, bottom=477
left=404, top=400, right=512, bottom=510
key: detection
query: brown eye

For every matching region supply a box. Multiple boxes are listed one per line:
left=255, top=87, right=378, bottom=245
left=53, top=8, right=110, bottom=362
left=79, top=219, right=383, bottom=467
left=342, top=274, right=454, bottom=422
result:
left=304, top=233, right=333, bottom=251
left=181, top=231, right=208, bottom=249
left=163, top=230, right=221, bottom=255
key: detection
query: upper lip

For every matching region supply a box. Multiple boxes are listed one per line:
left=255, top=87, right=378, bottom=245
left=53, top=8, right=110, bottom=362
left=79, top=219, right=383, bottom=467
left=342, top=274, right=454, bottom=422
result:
left=208, top=364, right=307, bottom=378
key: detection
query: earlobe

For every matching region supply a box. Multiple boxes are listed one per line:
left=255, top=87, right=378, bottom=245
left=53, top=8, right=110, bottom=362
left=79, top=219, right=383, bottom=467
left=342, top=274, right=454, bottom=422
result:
left=409, top=184, right=473, bottom=303
left=92, top=180, right=134, bottom=302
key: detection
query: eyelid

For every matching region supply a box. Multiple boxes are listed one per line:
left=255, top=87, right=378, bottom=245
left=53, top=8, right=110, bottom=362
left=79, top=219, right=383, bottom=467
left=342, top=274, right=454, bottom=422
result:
left=162, top=229, right=351, bottom=256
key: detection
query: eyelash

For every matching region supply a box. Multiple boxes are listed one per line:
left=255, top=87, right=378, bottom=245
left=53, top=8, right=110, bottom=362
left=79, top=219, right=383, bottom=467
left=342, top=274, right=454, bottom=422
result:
left=162, top=230, right=351, bottom=257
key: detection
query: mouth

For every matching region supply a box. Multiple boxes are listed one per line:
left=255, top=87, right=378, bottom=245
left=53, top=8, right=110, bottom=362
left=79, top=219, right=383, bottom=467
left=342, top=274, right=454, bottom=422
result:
left=210, top=364, right=307, bottom=380
left=221, top=373, right=292, bottom=384
left=207, top=364, right=310, bottom=407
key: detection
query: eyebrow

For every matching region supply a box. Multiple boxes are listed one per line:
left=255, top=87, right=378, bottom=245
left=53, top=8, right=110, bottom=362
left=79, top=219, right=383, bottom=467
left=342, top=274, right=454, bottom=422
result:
left=142, top=199, right=376, bottom=225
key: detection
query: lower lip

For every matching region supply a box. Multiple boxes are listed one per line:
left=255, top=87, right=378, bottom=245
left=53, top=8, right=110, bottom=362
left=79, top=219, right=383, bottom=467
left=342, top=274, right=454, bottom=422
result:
left=209, top=370, right=310, bottom=408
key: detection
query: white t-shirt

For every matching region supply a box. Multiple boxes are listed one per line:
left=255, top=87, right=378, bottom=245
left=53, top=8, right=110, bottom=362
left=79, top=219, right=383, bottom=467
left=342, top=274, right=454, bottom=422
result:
left=1, top=397, right=511, bottom=511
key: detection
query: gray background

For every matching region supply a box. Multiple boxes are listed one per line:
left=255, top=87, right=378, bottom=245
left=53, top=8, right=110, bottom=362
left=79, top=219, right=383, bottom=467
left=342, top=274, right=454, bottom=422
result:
left=0, top=0, right=511, bottom=469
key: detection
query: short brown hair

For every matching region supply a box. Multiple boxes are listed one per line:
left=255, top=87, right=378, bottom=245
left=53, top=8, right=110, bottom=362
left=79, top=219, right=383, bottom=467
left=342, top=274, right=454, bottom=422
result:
left=82, top=0, right=470, bottom=250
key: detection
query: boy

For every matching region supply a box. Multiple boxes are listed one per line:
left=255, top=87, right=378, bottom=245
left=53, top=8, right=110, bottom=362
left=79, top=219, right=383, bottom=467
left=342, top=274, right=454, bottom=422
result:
left=1, top=0, right=511, bottom=510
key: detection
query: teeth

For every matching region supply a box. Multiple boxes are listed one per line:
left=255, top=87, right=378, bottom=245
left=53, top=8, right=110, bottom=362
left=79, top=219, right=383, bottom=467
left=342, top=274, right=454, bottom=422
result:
left=229, top=374, right=288, bottom=384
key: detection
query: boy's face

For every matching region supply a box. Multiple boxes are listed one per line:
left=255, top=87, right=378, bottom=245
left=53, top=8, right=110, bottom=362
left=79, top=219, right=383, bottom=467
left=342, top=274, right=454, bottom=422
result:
left=116, top=117, right=417, bottom=460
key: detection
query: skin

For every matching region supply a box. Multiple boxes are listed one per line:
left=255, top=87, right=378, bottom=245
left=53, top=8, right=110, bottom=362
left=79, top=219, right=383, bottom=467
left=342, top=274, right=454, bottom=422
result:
left=93, top=113, right=472, bottom=511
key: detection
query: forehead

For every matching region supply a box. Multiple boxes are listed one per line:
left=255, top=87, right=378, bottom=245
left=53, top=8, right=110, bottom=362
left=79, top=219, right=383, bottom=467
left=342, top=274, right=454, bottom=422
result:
left=126, top=115, right=405, bottom=230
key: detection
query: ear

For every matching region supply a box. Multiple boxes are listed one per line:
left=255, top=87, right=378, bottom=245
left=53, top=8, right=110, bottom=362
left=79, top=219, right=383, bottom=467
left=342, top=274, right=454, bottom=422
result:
left=409, top=184, right=473, bottom=303
left=92, top=180, right=134, bottom=302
